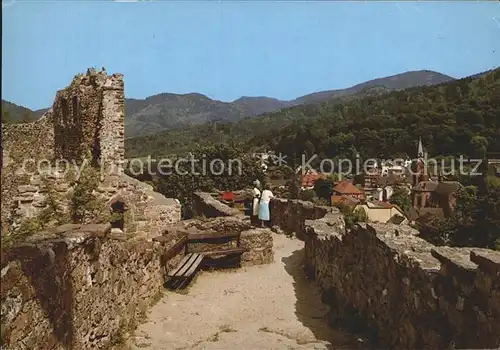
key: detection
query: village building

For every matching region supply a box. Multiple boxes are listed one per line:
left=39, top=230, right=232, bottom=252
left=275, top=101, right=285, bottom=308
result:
left=353, top=200, right=408, bottom=225
left=300, top=172, right=326, bottom=190
left=331, top=180, right=366, bottom=205
left=411, top=180, right=461, bottom=218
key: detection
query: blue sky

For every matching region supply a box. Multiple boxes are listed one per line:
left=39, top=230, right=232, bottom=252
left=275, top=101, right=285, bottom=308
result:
left=3, top=0, right=500, bottom=110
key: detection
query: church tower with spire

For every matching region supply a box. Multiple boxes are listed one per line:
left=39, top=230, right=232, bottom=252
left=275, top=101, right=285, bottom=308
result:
left=413, top=137, right=428, bottom=186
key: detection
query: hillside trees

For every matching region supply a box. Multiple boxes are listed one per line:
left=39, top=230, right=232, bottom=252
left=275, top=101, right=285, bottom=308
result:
left=125, top=69, right=500, bottom=159
left=130, top=143, right=265, bottom=218
left=418, top=177, right=500, bottom=249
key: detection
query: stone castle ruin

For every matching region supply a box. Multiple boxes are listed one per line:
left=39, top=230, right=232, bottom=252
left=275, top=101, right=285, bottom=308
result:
left=52, top=70, right=125, bottom=169
left=1, top=69, right=499, bottom=349
left=1, top=68, right=180, bottom=234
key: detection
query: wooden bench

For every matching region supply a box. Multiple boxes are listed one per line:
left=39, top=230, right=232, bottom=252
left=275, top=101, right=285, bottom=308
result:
left=183, top=228, right=249, bottom=262
left=163, top=228, right=249, bottom=289
left=201, top=247, right=248, bottom=257
left=167, top=252, right=204, bottom=278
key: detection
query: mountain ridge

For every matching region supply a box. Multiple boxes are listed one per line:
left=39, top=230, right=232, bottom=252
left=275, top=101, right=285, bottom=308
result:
left=2, top=69, right=456, bottom=133
left=123, top=69, right=455, bottom=137
left=124, top=67, right=500, bottom=159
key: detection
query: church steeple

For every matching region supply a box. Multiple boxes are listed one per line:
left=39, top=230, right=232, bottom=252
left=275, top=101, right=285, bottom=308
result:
left=413, top=137, right=428, bottom=186
left=417, top=137, right=424, bottom=158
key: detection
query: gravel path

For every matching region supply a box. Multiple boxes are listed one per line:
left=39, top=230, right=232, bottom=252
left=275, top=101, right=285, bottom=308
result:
left=130, top=233, right=364, bottom=350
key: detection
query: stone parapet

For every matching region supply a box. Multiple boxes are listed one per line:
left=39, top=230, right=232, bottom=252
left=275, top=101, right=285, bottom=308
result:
left=192, top=192, right=242, bottom=218
left=303, top=220, right=500, bottom=349
left=0, top=223, right=183, bottom=349
left=270, top=198, right=333, bottom=239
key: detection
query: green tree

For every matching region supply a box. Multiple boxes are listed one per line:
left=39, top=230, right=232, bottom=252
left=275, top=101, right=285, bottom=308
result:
left=417, top=216, right=457, bottom=246
left=390, top=187, right=412, bottom=212
left=454, top=185, right=477, bottom=225
left=470, top=136, right=489, bottom=158
left=334, top=203, right=368, bottom=229
left=37, top=178, right=70, bottom=226
left=313, top=177, right=335, bottom=202
left=68, top=165, right=106, bottom=223
left=299, top=189, right=316, bottom=202
left=286, top=173, right=301, bottom=200
left=344, top=207, right=368, bottom=229
left=14, top=178, right=70, bottom=237
left=143, top=143, right=264, bottom=219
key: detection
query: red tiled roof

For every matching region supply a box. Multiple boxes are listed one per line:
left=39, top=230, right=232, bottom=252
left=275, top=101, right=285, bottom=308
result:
left=331, top=195, right=360, bottom=206
left=221, top=191, right=235, bottom=201
left=333, top=181, right=363, bottom=195
left=301, top=173, right=325, bottom=187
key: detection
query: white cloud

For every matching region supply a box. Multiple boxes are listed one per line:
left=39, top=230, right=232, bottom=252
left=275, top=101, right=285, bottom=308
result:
left=493, top=17, right=500, bottom=30
left=2, top=0, right=16, bottom=9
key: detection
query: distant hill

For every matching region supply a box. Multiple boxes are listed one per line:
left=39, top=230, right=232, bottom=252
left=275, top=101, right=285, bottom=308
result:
left=123, top=93, right=291, bottom=137
left=1, top=100, right=45, bottom=123
left=125, top=68, right=499, bottom=159
left=2, top=69, right=454, bottom=132
left=124, top=70, right=454, bottom=137
left=291, top=70, right=454, bottom=105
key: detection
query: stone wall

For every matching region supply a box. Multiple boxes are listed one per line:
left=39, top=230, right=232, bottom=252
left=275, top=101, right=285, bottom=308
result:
left=6, top=171, right=181, bottom=236
left=224, top=195, right=499, bottom=348
left=1, top=112, right=55, bottom=232
left=0, top=223, right=186, bottom=349
left=240, top=228, right=273, bottom=266
left=52, top=68, right=124, bottom=170
left=270, top=198, right=332, bottom=239
left=303, top=220, right=500, bottom=349
left=192, top=192, right=242, bottom=218
left=105, top=174, right=182, bottom=235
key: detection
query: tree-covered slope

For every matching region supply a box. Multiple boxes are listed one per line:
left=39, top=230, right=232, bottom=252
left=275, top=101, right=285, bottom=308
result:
left=124, top=70, right=454, bottom=138
left=261, top=68, right=500, bottom=165
left=1, top=100, right=45, bottom=123
left=125, top=68, right=500, bottom=161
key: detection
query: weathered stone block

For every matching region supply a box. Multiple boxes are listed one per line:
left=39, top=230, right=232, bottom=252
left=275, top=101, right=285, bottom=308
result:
left=192, top=192, right=242, bottom=217
left=17, top=185, right=38, bottom=193
left=240, top=228, right=273, bottom=266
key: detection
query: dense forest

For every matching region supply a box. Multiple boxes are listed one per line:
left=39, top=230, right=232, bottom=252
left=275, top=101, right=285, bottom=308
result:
left=251, top=68, right=500, bottom=166
left=124, top=85, right=417, bottom=158
left=125, top=68, right=500, bottom=162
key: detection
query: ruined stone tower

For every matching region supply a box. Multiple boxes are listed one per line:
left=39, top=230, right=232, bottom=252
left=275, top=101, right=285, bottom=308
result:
left=1, top=68, right=181, bottom=235
left=53, top=68, right=125, bottom=170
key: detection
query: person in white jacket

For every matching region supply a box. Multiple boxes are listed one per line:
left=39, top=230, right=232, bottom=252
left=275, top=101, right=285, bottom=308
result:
left=258, top=184, right=274, bottom=227
left=252, top=180, right=261, bottom=225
